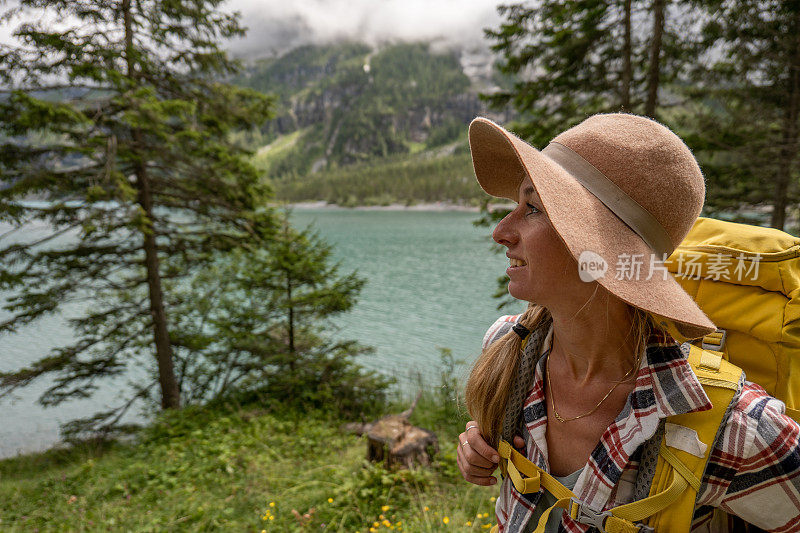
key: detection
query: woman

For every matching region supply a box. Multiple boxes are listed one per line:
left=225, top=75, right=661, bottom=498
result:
left=456, top=114, right=800, bottom=532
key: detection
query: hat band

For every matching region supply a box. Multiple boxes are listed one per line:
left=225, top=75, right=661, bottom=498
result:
left=542, top=141, right=674, bottom=257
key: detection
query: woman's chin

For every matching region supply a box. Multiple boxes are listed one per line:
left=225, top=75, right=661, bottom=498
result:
left=506, top=283, right=536, bottom=303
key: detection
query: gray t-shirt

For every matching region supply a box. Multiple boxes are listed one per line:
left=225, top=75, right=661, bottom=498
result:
left=523, top=467, right=584, bottom=533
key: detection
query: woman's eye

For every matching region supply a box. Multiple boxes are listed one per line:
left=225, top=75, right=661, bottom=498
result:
left=525, top=203, right=540, bottom=216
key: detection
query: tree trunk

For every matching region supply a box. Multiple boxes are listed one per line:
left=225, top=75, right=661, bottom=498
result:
left=136, top=164, right=180, bottom=409
left=621, top=0, right=633, bottom=111
left=123, top=0, right=180, bottom=410
left=771, top=8, right=800, bottom=230
left=645, top=0, right=665, bottom=117
left=287, top=271, right=295, bottom=372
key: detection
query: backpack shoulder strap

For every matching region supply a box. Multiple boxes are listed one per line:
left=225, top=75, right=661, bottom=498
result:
left=640, top=344, right=742, bottom=531
left=493, top=345, right=743, bottom=533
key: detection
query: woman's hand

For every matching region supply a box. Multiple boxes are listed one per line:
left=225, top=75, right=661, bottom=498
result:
left=456, top=420, right=526, bottom=486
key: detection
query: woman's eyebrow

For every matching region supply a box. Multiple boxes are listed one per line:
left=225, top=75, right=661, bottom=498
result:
left=521, top=185, right=541, bottom=203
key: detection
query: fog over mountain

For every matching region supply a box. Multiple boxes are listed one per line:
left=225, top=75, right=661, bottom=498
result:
left=223, top=0, right=502, bottom=59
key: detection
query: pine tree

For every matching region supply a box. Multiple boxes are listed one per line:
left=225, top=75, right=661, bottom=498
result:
left=678, top=0, right=800, bottom=230
left=483, top=0, right=702, bottom=144
left=168, top=214, right=389, bottom=416
left=0, top=0, right=275, bottom=435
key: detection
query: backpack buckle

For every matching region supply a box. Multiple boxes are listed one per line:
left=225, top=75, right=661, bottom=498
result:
left=569, top=498, right=611, bottom=531
left=701, top=328, right=727, bottom=353
left=569, top=498, right=655, bottom=533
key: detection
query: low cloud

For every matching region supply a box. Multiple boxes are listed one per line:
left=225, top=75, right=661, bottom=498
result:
left=224, top=0, right=503, bottom=59
left=0, top=1, right=504, bottom=60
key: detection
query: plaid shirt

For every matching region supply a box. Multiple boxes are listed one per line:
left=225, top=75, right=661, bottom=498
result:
left=482, top=315, right=800, bottom=533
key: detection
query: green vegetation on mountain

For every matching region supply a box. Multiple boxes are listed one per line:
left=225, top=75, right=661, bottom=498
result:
left=235, top=42, right=373, bottom=101
left=235, top=41, right=482, bottom=195
left=272, top=144, right=483, bottom=207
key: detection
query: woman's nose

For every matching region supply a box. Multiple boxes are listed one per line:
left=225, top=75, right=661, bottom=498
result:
left=492, top=211, right=518, bottom=247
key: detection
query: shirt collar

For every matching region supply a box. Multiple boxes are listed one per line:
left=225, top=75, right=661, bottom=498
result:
left=520, top=322, right=712, bottom=517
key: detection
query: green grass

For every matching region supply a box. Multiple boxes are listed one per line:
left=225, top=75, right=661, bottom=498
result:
left=407, top=141, right=427, bottom=155
left=0, top=395, right=499, bottom=532
left=253, top=129, right=307, bottom=176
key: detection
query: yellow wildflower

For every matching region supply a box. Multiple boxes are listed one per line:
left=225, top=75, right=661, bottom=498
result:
left=482, top=525, right=491, bottom=529
left=443, top=516, right=450, bottom=524
left=423, top=506, right=429, bottom=511
left=268, top=516, right=274, bottom=521
left=269, top=501, right=275, bottom=507
left=490, top=497, right=496, bottom=502
left=466, top=521, right=472, bottom=526
left=328, top=497, right=333, bottom=503
left=382, top=519, right=391, bottom=527
left=373, top=521, right=380, bottom=527
left=381, top=505, right=391, bottom=512
left=380, top=514, right=385, bottom=520
left=370, top=529, right=376, bottom=533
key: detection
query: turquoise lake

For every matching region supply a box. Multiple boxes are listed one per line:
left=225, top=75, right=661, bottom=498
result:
left=0, top=208, right=524, bottom=458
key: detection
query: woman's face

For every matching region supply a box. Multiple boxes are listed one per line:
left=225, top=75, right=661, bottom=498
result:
left=492, top=177, right=583, bottom=306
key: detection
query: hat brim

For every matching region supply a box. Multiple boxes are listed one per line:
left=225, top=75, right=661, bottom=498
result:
left=469, top=117, right=716, bottom=341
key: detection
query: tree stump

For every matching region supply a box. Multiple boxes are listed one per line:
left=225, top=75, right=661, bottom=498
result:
left=361, top=393, right=439, bottom=469
left=366, top=416, right=439, bottom=469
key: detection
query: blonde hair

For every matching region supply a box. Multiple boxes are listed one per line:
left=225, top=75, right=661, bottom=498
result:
left=464, top=303, right=665, bottom=446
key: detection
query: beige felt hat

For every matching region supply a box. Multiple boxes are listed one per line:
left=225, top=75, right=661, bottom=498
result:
left=469, top=113, right=716, bottom=341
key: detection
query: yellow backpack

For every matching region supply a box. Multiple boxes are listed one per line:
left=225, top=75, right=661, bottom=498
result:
left=493, top=216, right=800, bottom=532
left=664, top=216, right=800, bottom=421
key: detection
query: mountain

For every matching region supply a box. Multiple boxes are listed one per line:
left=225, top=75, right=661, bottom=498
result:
left=233, top=41, right=506, bottom=185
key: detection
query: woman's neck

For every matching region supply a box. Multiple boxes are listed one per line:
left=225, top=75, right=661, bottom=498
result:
left=547, top=300, right=640, bottom=386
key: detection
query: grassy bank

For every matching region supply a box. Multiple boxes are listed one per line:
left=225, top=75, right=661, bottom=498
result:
left=0, top=392, right=499, bottom=532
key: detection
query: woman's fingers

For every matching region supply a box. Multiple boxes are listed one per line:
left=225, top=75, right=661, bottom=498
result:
left=463, top=423, right=500, bottom=467
left=456, top=423, right=528, bottom=487
left=456, top=440, right=497, bottom=475
left=458, top=430, right=492, bottom=468
left=456, top=421, right=501, bottom=486
left=457, top=443, right=497, bottom=486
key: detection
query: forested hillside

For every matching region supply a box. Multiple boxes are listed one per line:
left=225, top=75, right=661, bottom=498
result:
left=232, top=42, right=498, bottom=204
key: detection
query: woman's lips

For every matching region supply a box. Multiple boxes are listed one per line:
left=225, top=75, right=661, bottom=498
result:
left=506, top=257, right=527, bottom=274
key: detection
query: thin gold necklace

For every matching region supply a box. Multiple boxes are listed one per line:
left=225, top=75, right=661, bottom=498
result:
left=545, top=348, right=640, bottom=423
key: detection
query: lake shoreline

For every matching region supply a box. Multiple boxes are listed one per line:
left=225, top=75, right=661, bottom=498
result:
left=281, top=201, right=517, bottom=212
left=284, top=201, right=479, bottom=212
